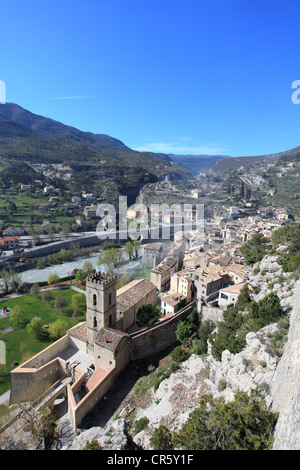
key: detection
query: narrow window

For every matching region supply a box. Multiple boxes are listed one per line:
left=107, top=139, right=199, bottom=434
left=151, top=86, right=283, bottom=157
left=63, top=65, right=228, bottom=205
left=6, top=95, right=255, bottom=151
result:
left=109, top=314, right=112, bottom=327
left=93, top=294, right=97, bottom=306
left=93, top=317, right=97, bottom=328
left=109, top=293, right=112, bottom=306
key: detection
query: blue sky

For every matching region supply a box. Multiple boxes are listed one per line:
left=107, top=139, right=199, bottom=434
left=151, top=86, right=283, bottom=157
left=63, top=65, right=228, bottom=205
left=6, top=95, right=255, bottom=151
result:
left=1, top=0, right=300, bottom=157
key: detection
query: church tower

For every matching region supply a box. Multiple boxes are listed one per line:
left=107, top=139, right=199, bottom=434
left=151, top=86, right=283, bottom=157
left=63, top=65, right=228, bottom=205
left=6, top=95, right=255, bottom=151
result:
left=86, top=272, right=117, bottom=353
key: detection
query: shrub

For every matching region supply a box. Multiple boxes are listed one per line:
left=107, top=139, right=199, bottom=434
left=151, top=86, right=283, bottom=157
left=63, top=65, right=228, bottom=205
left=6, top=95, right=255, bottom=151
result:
left=249, top=292, right=283, bottom=330
left=48, top=319, right=68, bottom=340
left=134, top=417, right=149, bottom=434
left=192, top=320, right=214, bottom=355
left=150, top=425, right=173, bottom=450
left=173, top=389, right=278, bottom=450
left=240, top=233, right=272, bottom=266
left=85, top=440, right=101, bottom=450
left=176, top=320, right=192, bottom=344
left=136, top=304, right=161, bottom=327
left=171, top=346, right=190, bottom=363
left=47, top=273, right=60, bottom=285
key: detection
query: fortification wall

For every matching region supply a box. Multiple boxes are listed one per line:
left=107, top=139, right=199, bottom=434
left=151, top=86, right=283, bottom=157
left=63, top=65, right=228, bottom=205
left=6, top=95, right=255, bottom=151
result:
left=68, top=367, right=118, bottom=430
left=130, top=303, right=195, bottom=361
left=22, top=235, right=104, bottom=259
left=10, top=358, right=65, bottom=404
left=16, top=334, right=71, bottom=369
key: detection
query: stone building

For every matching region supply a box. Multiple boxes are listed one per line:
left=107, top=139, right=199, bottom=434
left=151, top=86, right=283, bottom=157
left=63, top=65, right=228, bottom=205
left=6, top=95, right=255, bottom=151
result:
left=150, top=240, right=186, bottom=292
left=9, top=272, right=165, bottom=432
left=142, top=242, right=165, bottom=267
left=86, top=272, right=117, bottom=354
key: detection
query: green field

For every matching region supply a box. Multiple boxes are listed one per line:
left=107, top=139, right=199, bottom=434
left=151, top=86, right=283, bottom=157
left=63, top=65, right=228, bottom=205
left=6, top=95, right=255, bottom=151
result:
left=0, top=288, right=86, bottom=395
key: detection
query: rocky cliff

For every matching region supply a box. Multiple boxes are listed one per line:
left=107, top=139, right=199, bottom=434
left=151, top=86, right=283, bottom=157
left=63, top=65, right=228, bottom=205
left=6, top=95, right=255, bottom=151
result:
left=270, top=279, right=300, bottom=449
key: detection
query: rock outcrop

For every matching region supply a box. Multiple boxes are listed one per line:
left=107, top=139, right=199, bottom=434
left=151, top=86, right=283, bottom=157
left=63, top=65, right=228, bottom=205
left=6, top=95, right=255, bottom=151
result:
left=270, top=280, right=300, bottom=449
left=61, top=418, right=134, bottom=450
left=132, top=321, right=281, bottom=449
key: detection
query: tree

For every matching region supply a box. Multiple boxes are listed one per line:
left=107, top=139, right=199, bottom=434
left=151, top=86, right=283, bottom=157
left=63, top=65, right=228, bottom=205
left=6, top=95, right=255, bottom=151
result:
left=83, top=261, right=94, bottom=276
left=176, top=320, right=192, bottom=344
left=249, top=292, right=283, bottom=330
left=240, top=181, right=245, bottom=198
left=245, top=187, right=252, bottom=200
left=97, top=248, right=122, bottom=273
left=10, top=305, right=26, bottom=327
left=54, top=294, right=68, bottom=313
left=210, top=306, right=246, bottom=360
left=133, top=240, right=141, bottom=259
left=117, top=274, right=130, bottom=289
left=0, top=269, right=10, bottom=292
left=27, top=317, right=48, bottom=340
left=8, top=269, right=21, bottom=291
left=235, top=283, right=252, bottom=311
left=30, top=283, right=40, bottom=297
left=13, top=403, right=58, bottom=450
left=136, top=304, right=161, bottom=327
left=7, top=202, right=17, bottom=214
left=124, top=241, right=134, bottom=260
left=190, top=320, right=214, bottom=356
left=150, top=425, right=173, bottom=450
left=47, top=273, right=60, bottom=286
left=134, top=417, right=149, bottom=434
left=75, top=269, right=87, bottom=284
left=41, top=290, right=54, bottom=304
left=173, top=390, right=278, bottom=450
left=72, top=306, right=81, bottom=318
left=240, top=232, right=271, bottom=266
left=48, top=319, right=68, bottom=340
left=72, top=293, right=85, bottom=309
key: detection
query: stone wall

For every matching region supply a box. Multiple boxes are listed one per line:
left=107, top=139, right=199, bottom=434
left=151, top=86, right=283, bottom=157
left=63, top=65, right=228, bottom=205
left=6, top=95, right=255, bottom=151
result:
left=201, top=305, right=224, bottom=324
left=10, top=358, right=65, bottom=404
left=68, top=366, right=118, bottom=430
left=10, top=334, right=71, bottom=404
left=21, top=235, right=104, bottom=259
left=130, top=303, right=195, bottom=361
left=270, top=280, right=300, bottom=450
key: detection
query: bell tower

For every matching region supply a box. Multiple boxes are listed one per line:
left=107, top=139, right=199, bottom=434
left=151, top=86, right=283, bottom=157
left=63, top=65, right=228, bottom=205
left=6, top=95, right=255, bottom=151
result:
left=86, top=272, right=117, bottom=353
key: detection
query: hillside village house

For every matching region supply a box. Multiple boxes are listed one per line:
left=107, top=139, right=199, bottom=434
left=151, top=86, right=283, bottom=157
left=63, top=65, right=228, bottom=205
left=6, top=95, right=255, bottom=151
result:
left=170, top=269, right=194, bottom=303
left=142, top=242, right=166, bottom=267
left=227, top=264, right=246, bottom=284
left=4, top=227, right=25, bottom=236
left=82, top=193, right=94, bottom=202
left=20, top=184, right=32, bottom=191
left=191, top=189, right=203, bottom=198
left=150, top=240, right=185, bottom=292
left=218, top=282, right=250, bottom=308
left=0, top=236, right=20, bottom=251
left=84, top=206, right=97, bottom=218
left=229, top=206, right=239, bottom=217
left=161, top=290, right=186, bottom=316
left=183, top=250, right=211, bottom=269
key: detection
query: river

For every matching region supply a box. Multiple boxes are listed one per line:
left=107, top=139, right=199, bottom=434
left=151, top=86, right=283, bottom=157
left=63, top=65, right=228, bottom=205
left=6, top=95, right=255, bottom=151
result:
left=19, top=250, right=135, bottom=284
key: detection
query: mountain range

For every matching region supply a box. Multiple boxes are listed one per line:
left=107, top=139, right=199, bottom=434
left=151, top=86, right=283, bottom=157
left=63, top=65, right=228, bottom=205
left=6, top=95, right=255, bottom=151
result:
left=0, top=103, right=191, bottom=203
left=1, top=102, right=300, bottom=207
